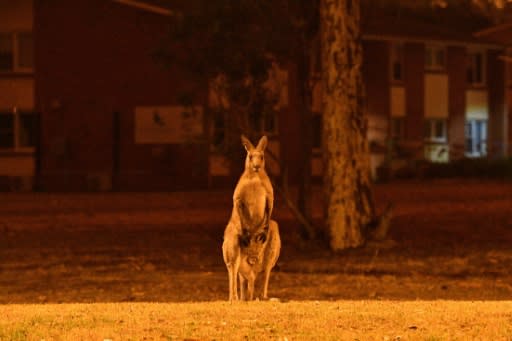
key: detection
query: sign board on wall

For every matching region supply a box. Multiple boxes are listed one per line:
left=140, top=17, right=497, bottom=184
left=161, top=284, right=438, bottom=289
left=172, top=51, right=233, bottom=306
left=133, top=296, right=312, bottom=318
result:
left=134, top=105, right=203, bottom=144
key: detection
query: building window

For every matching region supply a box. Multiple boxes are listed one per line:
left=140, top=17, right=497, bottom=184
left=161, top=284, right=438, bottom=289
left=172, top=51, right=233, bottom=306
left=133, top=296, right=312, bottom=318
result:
left=465, top=119, right=487, bottom=157
left=424, top=119, right=447, bottom=142
left=425, top=45, right=445, bottom=71
left=0, top=32, right=33, bottom=73
left=390, top=117, right=405, bottom=140
left=0, top=34, right=14, bottom=71
left=0, top=114, right=14, bottom=148
left=424, top=119, right=448, bottom=162
left=0, top=110, right=38, bottom=150
left=390, top=42, right=404, bottom=82
left=467, top=50, right=485, bottom=87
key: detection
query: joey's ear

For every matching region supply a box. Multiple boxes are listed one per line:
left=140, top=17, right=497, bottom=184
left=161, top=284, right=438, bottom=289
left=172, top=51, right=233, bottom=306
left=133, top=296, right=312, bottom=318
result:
left=241, top=134, right=254, bottom=152
left=256, top=135, right=268, bottom=151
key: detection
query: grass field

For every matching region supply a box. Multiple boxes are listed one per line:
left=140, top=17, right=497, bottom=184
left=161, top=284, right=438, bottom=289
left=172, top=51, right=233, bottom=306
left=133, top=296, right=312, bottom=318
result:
left=1, top=301, right=512, bottom=340
left=1, top=180, right=512, bottom=339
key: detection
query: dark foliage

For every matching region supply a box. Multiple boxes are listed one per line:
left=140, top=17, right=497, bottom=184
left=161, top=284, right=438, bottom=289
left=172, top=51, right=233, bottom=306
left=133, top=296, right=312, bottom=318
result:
left=422, top=158, right=512, bottom=180
left=154, top=0, right=319, bottom=160
left=155, top=0, right=318, bottom=83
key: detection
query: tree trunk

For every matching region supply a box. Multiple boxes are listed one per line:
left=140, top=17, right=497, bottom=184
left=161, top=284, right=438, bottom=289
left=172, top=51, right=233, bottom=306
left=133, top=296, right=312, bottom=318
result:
left=320, top=0, right=375, bottom=251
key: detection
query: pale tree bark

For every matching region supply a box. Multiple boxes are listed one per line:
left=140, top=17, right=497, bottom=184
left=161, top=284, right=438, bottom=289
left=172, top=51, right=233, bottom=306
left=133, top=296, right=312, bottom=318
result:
left=321, top=0, right=375, bottom=250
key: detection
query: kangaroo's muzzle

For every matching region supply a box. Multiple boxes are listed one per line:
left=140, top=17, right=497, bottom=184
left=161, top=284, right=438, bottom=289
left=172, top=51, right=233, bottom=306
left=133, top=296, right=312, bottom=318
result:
left=247, top=256, right=258, bottom=265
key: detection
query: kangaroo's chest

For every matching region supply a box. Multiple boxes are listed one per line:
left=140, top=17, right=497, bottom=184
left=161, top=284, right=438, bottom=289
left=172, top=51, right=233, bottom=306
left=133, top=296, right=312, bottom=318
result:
left=237, top=178, right=267, bottom=221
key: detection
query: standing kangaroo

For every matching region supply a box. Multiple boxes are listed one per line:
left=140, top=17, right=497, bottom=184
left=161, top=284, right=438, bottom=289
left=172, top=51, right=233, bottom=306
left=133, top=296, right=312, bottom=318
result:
left=222, top=135, right=281, bottom=301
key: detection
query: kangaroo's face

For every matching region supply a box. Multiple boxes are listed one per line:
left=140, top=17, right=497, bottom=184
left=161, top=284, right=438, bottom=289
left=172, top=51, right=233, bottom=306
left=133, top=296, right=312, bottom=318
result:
left=247, top=150, right=264, bottom=172
left=241, top=135, right=268, bottom=174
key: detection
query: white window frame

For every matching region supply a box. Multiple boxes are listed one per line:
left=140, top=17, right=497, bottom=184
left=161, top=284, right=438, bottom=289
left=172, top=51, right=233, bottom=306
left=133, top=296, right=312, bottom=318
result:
left=467, top=49, right=486, bottom=87
left=424, top=118, right=447, bottom=143
left=425, top=45, right=446, bottom=71
left=465, top=119, right=487, bottom=158
left=424, top=118, right=449, bottom=163
left=0, top=31, right=33, bottom=74
left=0, top=108, right=36, bottom=152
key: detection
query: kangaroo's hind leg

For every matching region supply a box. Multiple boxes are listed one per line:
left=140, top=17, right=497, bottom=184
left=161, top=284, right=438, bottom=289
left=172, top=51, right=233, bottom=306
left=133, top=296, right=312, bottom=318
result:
left=226, top=259, right=240, bottom=302
left=239, top=273, right=247, bottom=301
left=261, top=220, right=281, bottom=300
left=223, top=236, right=241, bottom=302
left=247, top=273, right=256, bottom=301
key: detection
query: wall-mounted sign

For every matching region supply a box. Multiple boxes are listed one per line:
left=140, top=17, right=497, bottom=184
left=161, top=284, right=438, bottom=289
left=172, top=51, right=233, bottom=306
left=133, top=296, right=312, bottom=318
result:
left=134, top=105, right=203, bottom=144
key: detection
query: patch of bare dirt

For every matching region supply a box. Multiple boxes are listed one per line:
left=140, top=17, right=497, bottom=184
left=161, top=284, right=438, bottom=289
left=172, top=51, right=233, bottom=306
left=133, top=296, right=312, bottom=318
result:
left=1, top=179, right=512, bottom=303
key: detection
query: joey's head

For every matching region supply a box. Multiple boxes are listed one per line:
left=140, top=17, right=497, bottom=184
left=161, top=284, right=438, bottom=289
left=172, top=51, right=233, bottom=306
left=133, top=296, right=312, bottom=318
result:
left=241, top=135, right=268, bottom=174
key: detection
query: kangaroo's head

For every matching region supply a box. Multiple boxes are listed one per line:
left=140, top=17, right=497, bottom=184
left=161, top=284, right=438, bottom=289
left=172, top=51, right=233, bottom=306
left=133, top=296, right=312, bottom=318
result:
left=241, top=135, right=268, bottom=174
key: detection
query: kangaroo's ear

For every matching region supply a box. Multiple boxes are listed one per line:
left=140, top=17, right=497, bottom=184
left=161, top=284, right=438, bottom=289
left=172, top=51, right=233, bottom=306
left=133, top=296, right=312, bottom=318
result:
left=256, top=135, right=268, bottom=151
left=241, top=135, right=254, bottom=152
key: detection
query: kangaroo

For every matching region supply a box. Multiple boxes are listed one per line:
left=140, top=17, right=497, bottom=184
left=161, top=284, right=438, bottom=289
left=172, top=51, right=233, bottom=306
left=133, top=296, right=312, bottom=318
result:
left=234, top=135, right=274, bottom=222
left=238, top=204, right=281, bottom=301
left=222, top=135, right=279, bottom=301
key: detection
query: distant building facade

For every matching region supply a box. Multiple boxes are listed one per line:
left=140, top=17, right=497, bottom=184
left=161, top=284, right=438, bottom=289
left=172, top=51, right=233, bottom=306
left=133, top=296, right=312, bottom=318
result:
left=0, top=0, right=36, bottom=191
left=0, top=0, right=510, bottom=191
left=360, top=15, right=509, bottom=178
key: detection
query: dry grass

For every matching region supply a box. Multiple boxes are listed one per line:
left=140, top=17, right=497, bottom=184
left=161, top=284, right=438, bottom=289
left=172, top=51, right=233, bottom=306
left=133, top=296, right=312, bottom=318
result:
left=1, top=300, right=512, bottom=340
left=1, top=180, right=512, bottom=339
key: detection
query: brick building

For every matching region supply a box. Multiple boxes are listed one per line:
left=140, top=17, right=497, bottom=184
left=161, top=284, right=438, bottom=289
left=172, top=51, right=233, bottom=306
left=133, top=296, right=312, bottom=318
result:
left=0, top=0, right=510, bottom=191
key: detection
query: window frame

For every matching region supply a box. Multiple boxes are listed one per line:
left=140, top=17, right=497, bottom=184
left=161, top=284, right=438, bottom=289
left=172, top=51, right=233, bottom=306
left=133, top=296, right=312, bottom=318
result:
left=424, top=118, right=447, bottom=143
left=466, top=49, right=486, bottom=88
left=0, top=109, right=37, bottom=152
left=465, top=119, right=487, bottom=158
left=390, top=42, right=404, bottom=83
left=425, top=45, right=446, bottom=72
left=0, top=31, right=34, bottom=74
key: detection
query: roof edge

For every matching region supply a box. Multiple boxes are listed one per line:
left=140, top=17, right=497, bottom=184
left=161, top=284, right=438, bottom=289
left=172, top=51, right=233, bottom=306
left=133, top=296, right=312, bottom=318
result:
left=111, top=0, right=175, bottom=17
left=474, top=22, right=512, bottom=37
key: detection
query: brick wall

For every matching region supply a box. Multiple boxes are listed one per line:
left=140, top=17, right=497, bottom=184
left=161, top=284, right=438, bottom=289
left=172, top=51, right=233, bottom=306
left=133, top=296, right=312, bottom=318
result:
left=34, top=0, right=208, bottom=191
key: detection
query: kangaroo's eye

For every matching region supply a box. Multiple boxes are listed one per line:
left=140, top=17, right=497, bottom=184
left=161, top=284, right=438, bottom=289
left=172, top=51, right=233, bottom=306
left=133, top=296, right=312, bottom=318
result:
left=256, top=233, right=267, bottom=243
left=260, top=155, right=263, bottom=160
left=249, top=155, right=253, bottom=161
